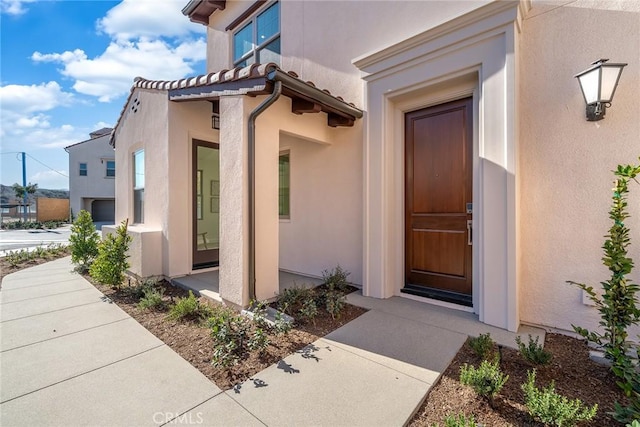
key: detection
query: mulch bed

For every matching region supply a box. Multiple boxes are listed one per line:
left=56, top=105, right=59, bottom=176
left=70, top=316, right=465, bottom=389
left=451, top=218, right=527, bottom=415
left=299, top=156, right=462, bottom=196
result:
left=88, top=277, right=367, bottom=390
left=410, top=333, right=626, bottom=426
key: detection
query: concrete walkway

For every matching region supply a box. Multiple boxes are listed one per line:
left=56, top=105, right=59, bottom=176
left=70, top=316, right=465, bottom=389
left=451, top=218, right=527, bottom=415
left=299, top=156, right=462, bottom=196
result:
left=0, top=257, right=543, bottom=426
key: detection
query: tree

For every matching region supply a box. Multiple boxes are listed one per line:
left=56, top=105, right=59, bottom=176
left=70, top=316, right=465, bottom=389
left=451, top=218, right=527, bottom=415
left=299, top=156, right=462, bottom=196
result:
left=12, top=182, right=38, bottom=221
left=69, top=210, right=100, bottom=273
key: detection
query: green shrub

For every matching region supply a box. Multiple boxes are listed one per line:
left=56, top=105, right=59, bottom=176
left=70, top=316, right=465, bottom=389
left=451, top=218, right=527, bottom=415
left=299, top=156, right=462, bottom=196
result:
left=460, top=358, right=508, bottom=404
left=69, top=210, right=100, bottom=272
left=274, top=309, right=293, bottom=335
left=138, top=286, right=165, bottom=310
left=434, top=413, right=477, bottom=427
left=324, top=289, right=346, bottom=319
left=209, top=307, right=269, bottom=367
left=468, top=333, right=495, bottom=359
left=522, top=370, right=597, bottom=426
left=516, top=334, right=552, bottom=365
left=278, top=286, right=315, bottom=314
left=322, top=265, right=351, bottom=293
left=89, top=219, right=132, bottom=288
left=168, top=291, right=213, bottom=322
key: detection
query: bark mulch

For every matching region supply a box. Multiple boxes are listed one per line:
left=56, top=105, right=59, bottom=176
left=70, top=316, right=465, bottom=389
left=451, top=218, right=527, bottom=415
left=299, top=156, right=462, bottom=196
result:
left=89, top=278, right=367, bottom=391
left=410, top=333, right=626, bottom=426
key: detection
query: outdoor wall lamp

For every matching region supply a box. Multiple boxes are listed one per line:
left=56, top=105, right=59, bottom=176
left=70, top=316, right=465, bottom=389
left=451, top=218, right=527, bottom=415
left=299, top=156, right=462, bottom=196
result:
left=575, top=59, right=627, bottom=121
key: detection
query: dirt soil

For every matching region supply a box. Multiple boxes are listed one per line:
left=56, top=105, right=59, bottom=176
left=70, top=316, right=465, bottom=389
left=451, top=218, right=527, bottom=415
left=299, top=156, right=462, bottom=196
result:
left=410, top=333, right=626, bottom=426
left=89, top=278, right=367, bottom=391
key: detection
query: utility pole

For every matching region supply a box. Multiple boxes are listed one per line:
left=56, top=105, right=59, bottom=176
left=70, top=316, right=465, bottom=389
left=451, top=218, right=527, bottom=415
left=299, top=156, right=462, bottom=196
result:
left=21, top=152, right=27, bottom=222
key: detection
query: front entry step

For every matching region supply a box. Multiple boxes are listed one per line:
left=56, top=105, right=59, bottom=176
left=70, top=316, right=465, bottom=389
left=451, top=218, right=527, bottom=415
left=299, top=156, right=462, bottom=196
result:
left=401, top=284, right=472, bottom=307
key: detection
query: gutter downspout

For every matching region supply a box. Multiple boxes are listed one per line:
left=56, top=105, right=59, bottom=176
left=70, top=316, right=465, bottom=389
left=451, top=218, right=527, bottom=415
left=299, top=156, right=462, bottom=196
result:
left=248, top=80, right=282, bottom=301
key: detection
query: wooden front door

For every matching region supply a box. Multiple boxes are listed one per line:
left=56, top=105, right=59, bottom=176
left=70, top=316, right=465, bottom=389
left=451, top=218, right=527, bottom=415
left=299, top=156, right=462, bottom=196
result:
left=404, top=98, right=473, bottom=305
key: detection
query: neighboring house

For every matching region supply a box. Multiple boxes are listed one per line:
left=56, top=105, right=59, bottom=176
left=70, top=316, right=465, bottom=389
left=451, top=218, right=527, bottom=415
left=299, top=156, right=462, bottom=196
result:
left=65, top=128, right=116, bottom=223
left=109, top=0, right=639, bottom=335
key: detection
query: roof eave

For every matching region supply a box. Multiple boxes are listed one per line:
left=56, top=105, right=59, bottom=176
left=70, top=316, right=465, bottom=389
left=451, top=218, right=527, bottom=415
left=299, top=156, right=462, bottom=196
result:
left=182, top=0, right=226, bottom=25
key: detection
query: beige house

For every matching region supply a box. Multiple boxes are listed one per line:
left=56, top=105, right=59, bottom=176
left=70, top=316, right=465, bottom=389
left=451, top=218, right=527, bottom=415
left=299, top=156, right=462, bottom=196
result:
left=109, top=0, right=639, bottom=335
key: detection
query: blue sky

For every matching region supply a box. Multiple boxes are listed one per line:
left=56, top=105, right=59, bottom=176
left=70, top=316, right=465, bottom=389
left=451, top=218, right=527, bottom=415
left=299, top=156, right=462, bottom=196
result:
left=1, top=0, right=208, bottom=189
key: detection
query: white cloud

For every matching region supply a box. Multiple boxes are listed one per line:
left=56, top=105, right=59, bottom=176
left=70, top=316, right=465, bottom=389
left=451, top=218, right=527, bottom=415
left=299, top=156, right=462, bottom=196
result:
left=0, top=0, right=35, bottom=16
left=97, top=0, right=205, bottom=41
left=29, top=170, right=69, bottom=190
left=32, top=38, right=207, bottom=102
left=0, top=81, right=73, bottom=113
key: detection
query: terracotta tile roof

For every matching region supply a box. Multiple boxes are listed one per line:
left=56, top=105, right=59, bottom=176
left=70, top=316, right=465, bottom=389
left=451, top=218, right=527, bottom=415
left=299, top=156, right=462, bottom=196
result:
left=111, top=63, right=361, bottom=146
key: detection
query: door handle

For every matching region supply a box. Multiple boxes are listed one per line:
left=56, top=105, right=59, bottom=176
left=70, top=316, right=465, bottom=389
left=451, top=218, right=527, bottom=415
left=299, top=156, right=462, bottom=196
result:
left=467, top=220, right=472, bottom=246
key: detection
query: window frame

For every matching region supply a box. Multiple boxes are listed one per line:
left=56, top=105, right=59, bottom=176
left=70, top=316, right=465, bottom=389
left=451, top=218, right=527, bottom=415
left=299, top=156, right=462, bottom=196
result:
left=133, top=149, right=145, bottom=224
left=232, top=1, right=280, bottom=67
left=278, top=150, right=290, bottom=220
left=79, top=162, right=88, bottom=176
left=105, top=160, right=116, bottom=178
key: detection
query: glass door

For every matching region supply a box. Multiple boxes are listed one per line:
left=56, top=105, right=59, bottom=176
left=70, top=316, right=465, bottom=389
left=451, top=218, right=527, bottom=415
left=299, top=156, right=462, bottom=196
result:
left=193, top=140, right=220, bottom=269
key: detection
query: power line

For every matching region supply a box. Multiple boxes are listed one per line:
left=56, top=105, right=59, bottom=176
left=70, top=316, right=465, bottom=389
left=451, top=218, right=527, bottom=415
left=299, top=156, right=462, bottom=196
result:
left=24, top=153, right=69, bottom=178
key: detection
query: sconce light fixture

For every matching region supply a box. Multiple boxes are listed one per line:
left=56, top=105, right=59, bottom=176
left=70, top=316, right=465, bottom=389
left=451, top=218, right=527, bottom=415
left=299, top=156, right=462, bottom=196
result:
left=575, top=59, right=627, bottom=121
left=211, top=100, right=220, bottom=129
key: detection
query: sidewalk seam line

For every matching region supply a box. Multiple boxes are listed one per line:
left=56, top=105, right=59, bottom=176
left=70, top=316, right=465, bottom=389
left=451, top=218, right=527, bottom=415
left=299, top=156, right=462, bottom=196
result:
left=0, top=343, right=166, bottom=405
left=1, top=287, right=95, bottom=305
left=1, top=317, right=130, bottom=353
left=0, top=277, right=85, bottom=291
left=158, top=391, right=231, bottom=427
left=224, top=393, right=269, bottom=427
left=0, top=299, right=110, bottom=323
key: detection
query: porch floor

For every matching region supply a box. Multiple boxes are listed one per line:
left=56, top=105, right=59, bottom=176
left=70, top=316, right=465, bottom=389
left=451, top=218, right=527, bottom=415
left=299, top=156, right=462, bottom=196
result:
left=171, top=269, right=324, bottom=302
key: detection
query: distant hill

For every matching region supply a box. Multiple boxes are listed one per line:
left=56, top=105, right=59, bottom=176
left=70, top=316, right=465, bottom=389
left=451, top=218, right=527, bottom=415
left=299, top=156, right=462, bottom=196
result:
left=0, top=184, right=69, bottom=204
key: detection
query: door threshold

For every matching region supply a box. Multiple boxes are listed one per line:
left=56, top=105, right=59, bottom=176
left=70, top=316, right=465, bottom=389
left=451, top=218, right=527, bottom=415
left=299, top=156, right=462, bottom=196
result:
left=400, top=291, right=474, bottom=313
left=401, top=284, right=472, bottom=307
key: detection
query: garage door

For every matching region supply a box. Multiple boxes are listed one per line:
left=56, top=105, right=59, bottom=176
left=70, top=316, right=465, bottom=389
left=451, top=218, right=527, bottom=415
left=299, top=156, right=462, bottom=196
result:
left=91, top=199, right=115, bottom=222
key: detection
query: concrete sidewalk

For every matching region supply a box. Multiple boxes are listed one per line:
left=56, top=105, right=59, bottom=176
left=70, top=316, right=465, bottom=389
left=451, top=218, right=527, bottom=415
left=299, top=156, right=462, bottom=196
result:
left=0, top=257, right=543, bottom=426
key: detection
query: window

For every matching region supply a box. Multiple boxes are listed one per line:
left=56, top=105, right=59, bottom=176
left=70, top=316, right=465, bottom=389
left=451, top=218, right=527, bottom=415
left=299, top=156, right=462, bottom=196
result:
left=233, top=2, right=280, bottom=67
left=79, top=163, right=87, bottom=176
left=106, top=160, right=116, bottom=177
left=133, top=150, right=144, bottom=224
left=279, top=152, right=290, bottom=219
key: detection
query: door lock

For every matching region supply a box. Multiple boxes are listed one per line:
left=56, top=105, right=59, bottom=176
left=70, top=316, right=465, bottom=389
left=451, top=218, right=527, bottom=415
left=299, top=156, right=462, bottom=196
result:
left=467, top=220, right=473, bottom=246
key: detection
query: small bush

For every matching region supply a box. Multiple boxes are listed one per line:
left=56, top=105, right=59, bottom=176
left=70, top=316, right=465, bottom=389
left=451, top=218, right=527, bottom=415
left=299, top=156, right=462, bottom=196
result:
left=436, top=413, right=477, bottom=427
left=278, top=286, right=315, bottom=314
left=324, top=289, right=346, bottom=319
left=522, top=370, right=597, bottom=426
left=460, top=358, right=508, bottom=403
left=209, top=307, right=269, bottom=367
left=89, top=219, right=132, bottom=288
left=138, top=287, right=165, bottom=310
left=322, top=265, right=351, bottom=292
left=468, top=333, right=495, bottom=359
left=274, top=309, right=293, bottom=335
left=299, top=297, right=318, bottom=323
left=168, top=291, right=213, bottom=322
left=516, top=334, right=552, bottom=365
left=69, top=210, right=100, bottom=272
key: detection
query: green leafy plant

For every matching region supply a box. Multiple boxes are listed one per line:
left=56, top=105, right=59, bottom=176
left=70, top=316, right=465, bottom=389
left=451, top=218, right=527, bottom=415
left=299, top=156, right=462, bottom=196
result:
left=323, top=288, right=346, bottom=319
left=209, top=307, right=269, bottom=367
left=522, top=370, right=597, bottom=426
left=459, top=358, right=508, bottom=406
left=168, top=291, right=213, bottom=322
left=89, top=219, right=132, bottom=288
left=299, top=297, right=319, bottom=323
left=468, top=333, right=495, bottom=359
left=138, top=287, right=165, bottom=310
left=568, top=159, right=640, bottom=421
left=515, top=334, right=552, bottom=365
left=433, top=413, right=477, bottom=427
left=69, top=210, right=100, bottom=272
left=274, top=309, right=292, bottom=335
left=322, top=265, right=351, bottom=293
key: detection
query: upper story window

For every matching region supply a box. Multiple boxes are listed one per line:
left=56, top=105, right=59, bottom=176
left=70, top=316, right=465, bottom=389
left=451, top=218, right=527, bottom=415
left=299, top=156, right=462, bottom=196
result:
left=79, top=163, right=87, bottom=176
left=106, top=160, right=116, bottom=177
left=233, top=2, right=280, bottom=67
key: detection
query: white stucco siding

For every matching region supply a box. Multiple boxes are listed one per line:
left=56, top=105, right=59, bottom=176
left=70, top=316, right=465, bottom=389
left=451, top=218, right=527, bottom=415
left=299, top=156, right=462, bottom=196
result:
left=67, top=134, right=115, bottom=218
left=166, top=101, right=219, bottom=278
left=519, top=0, right=640, bottom=334
left=278, top=127, right=363, bottom=285
left=207, top=1, right=491, bottom=105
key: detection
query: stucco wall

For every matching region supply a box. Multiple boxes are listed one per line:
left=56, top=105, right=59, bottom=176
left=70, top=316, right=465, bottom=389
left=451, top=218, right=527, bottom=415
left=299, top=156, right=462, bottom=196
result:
left=519, top=0, right=640, bottom=333
left=207, top=1, right=490, bottom=105
left=67, top=133, right=115, bottom=218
